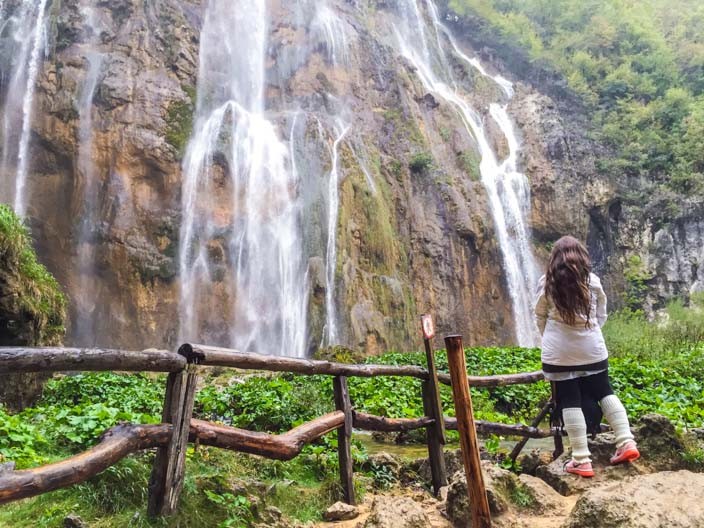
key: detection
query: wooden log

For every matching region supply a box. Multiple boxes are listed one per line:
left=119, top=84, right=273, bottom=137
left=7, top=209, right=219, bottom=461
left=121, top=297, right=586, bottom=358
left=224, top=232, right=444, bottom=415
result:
left=148, top=359, right=199, bottom=517
left=445, top=335, right=491, bottom=528
left=180, top=343, right=543, bottom=387
left=508, top=400, right=553, bottom=461
left=0, top=423, right=171, bottom=505
left=423, top=380, right=448, bottom=495
left=333, top=376, right=355, bottom=505
left=351, top=412, right=550, bottom=438
left=353, top=412, right=434, bottom=432
left=0, top=413, right=347, bottom=506
left=0, top=347, right=185, bottom=373
left=189, top=413, right=345, bottom=459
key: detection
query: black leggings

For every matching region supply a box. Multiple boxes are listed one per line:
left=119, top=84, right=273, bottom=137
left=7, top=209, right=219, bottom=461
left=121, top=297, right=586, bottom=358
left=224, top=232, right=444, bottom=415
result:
left=554, top=370, right=614, bottom=409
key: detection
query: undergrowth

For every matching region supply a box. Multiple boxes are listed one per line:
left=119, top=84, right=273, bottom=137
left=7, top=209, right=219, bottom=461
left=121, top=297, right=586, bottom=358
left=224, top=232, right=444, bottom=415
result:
left=0, top=300, right=702, bottom=526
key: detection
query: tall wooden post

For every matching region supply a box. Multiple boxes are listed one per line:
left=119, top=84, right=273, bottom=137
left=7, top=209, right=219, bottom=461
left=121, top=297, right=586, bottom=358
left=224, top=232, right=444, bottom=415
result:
left=445, top=334, right=491, bottom=528
left=420, top=314, right=447, bottom=495
left=333, top=375, right=355, bottom=505
left=148, top=346, right=200, bottom=517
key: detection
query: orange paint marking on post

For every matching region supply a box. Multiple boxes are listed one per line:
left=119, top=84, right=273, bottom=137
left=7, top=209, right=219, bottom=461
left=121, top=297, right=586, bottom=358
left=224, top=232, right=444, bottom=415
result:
left=444, top=334, right=491, bottom=528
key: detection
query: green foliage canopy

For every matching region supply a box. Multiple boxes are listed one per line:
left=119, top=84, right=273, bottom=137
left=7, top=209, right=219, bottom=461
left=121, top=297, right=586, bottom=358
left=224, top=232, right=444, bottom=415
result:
left=449, top=0, right=704, bottom=194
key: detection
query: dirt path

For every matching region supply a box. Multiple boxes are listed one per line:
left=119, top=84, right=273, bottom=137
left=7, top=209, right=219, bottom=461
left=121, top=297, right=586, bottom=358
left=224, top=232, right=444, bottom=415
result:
left=313, top=488, right=578, bottom=528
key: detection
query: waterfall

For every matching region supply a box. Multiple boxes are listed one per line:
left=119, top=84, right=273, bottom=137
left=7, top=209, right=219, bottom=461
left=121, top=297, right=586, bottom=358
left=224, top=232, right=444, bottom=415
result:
left=324, top=123, right=350, bottom=345
left=14, top=0, right=48, bottom=216
left=393, top=0, right=540, bottom=346
left=73, top=5, right=103, bottom=346
left=179, top=0, right=308, bottom=357
left=0, top=0, right=49, bottom=212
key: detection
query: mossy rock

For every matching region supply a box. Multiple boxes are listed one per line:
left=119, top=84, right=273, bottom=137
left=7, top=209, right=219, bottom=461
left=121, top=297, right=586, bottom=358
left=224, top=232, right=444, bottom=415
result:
left=0, top=205, right=67, bottom=410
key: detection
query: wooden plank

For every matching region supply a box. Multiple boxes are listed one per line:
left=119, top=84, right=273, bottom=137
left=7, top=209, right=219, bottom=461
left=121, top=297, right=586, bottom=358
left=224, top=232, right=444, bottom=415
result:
left=182, top=344, right=543, bottom=387
left=148, top=370, right=185, bottom=517
left=445, top=335, right=491, bottom=528
left=0, top=347, right=185, bottom=373
left=333, top=376, right=355, bottom=505
left=422, top=380, right=448, bottom=495
left=423, top=336, right=446, bottom=443
left=164, top=365, right=199, bottom=514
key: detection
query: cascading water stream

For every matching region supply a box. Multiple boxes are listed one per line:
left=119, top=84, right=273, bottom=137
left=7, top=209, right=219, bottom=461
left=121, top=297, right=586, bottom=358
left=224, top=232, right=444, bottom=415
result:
left=0, top=0, right=49, bottom=211
left=14, top=0, right=48, bottom=216
left=179, top=0, right=308, bottom=357
left=73, top=4, right=103, bottom=346
left=393, top=0, right=540, bottom=345
left=324, top=123, right=349, bottom=345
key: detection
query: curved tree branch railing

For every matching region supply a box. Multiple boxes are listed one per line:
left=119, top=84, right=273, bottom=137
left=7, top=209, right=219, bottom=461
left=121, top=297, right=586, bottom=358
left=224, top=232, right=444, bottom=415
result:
left=0, top=344, right=554, bottom=516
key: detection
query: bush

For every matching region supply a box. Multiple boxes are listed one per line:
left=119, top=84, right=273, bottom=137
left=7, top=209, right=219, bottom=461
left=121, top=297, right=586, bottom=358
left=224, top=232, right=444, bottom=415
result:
left=0, top=204, right=66, bottom=345
left=408, top=152, right=433, bottom=173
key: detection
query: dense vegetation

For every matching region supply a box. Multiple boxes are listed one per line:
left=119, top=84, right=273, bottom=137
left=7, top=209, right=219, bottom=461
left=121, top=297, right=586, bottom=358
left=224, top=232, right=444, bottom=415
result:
left=1, top=298, right=702, bottom=526
left=0, top=204, right=66, bottom=345
left=449, top=0, right=704, bottom=197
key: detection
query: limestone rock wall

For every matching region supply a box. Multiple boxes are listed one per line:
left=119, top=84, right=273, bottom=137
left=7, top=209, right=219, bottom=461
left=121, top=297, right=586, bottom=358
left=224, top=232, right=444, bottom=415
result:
left=2, top=0, right=700, bottom=354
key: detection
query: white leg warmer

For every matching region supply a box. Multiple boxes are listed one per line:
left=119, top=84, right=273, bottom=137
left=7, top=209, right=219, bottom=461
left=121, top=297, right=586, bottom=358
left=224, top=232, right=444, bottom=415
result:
left=600, top=394, right=635, bottom=447
left=562, top=407, right=591, bottom=462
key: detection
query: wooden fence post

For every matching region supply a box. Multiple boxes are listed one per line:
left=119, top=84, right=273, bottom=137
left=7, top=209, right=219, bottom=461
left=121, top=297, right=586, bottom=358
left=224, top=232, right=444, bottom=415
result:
left=445, top=334, right=491, bottom=528
left=333, top=375, right=355, bottom=505
left=147, top=346, right=200, bottom=517
left=420, top=314, right=447, bottom=495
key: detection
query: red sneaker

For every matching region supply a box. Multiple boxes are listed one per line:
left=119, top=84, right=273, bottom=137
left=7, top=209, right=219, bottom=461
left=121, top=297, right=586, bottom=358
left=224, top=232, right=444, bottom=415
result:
left=610, top=440, right=640, bottom=465
left=563, top=459, right=595, bottom=478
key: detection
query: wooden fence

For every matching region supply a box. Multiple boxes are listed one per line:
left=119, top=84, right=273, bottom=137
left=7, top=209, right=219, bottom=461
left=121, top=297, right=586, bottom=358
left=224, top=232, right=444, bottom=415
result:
left=0, top=340, right=557, bottom=521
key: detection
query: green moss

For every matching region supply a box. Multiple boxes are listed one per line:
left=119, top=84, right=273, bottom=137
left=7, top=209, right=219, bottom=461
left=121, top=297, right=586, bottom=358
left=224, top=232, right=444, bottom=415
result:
left=165, top=85, right=196, bottom=155
left=459, top=149, right=481, bottom=181
left=623, top=255, right=653, bottom=311
left=0, top=205, right=66, bottom=345
left=409, top=152, right=434, bottom=173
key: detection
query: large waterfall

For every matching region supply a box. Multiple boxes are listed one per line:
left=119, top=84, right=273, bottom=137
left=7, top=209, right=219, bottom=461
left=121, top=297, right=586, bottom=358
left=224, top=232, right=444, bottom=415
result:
left=0, top=0, right=542, bottom=353
left=392, top=0, right=540, bottom=346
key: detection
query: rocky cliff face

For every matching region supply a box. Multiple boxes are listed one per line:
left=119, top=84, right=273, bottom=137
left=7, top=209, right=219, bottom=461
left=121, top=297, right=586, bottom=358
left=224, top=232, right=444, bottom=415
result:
left=1, top=0, right=700, bottom=355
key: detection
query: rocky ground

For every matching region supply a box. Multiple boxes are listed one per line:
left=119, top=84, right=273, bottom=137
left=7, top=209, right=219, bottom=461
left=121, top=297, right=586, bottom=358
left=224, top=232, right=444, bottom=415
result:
left=306, top=414, right=704, bottom=528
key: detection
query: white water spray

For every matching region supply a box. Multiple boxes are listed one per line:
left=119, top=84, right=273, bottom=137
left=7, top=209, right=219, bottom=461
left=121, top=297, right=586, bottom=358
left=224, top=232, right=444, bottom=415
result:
left=324, top=123, right=349, bottom=345
left=74, top=4, right=104, bottom=346
left=179, top=0, right=308, bottom=357
left=14, top=0, right=48, bottom=216
left=394, top=0, right=540, bottom=345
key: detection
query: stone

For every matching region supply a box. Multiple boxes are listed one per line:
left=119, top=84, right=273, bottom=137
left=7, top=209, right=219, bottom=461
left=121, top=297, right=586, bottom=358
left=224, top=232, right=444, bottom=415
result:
left=535, top=453, right=641, bottom=496
left=363, top=452, right=403, bottom=480
left=517, top=474, right=565, bottom=514
left=363, top=496, right=429, bottom=528
left=516, top=448, right=554, bottom=475
left=634, top=413, right=686, bottom=470
left=63, top=514, right=87, bottom=528
left=323, top=501, right=359, bottom=522
left=564, top=471, right=704, bottom=528
left=446, top=462, right=524, bottom=525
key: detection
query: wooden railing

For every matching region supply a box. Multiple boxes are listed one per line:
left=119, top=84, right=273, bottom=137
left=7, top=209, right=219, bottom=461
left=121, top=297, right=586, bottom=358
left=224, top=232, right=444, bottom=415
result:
left=0, top=341, right=555, bottom=519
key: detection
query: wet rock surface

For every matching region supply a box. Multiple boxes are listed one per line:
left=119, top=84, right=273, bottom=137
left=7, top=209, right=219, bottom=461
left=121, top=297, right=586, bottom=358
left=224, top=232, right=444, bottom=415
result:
left=363, top=496, right=430, bottom=528
left=563, top=471, right=704, bottom=528
left=3, top=1, right=701, bottom=352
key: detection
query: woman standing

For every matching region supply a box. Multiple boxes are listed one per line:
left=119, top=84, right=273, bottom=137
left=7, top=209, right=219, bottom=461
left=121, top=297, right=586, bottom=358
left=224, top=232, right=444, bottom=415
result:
left=535, top=236, right=640, bottom=477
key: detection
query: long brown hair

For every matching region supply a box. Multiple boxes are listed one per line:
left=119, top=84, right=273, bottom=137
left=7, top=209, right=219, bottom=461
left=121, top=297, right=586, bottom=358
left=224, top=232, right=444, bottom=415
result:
left=545, top=236, right=592, bottom=327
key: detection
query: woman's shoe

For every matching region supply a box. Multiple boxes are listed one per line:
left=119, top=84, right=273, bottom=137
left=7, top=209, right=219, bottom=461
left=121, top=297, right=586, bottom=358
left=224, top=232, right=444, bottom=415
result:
left=563, top=458, right=595, bottom=477
left=610, top=440, right=640, bottom=465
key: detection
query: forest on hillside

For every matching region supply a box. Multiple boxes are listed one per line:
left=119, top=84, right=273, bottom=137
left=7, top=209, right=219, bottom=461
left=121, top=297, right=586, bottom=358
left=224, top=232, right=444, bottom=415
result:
left=450, top=0, right=704, bottom=196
